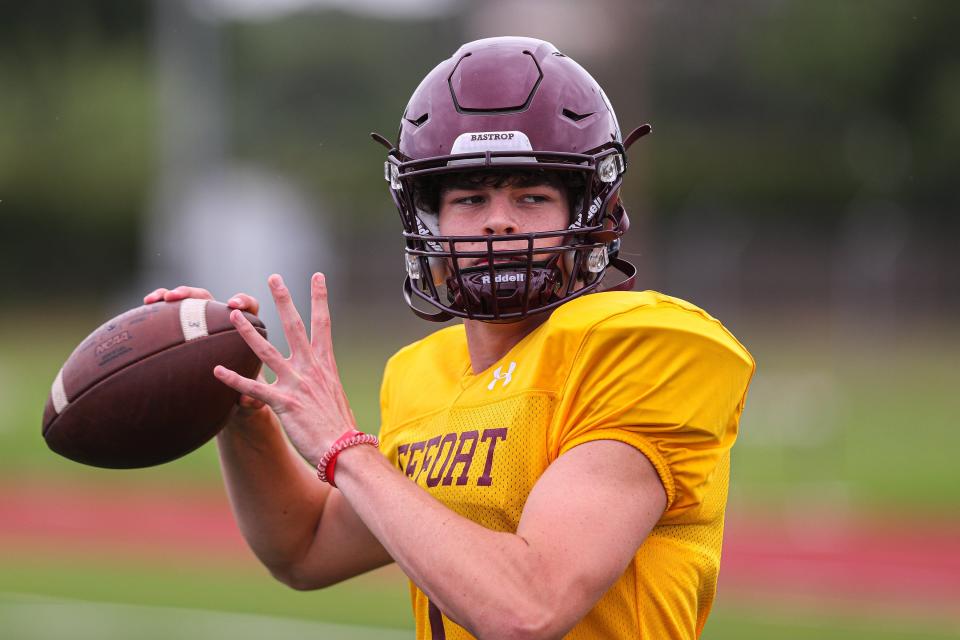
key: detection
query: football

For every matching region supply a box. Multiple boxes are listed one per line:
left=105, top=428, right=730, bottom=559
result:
left=42, top=299, right=266, bottom=469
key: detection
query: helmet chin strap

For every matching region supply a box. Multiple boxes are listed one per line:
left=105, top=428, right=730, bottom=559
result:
left=606, top=256, right=637, bottom=292
left=446, top=256, right=564, bottom=319
left=403, top=255, right=637, bottom=322
left=403, top=276, right=456, bottom=322
left=623, top=124, right=652, bottom=150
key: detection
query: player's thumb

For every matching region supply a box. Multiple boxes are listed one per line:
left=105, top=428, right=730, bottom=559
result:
left=238, top=394, right=266, bottom=410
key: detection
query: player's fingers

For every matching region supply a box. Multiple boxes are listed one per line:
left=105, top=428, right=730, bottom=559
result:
left=237, top=368, right=268, bottom=410
left=238, top=393, right=266, bottom=410
left=227, top=293, right=260, bottom=315
left=267, top=274, right=312, bottom=359
left=213, top=366, right=274, bottom=405
left=310, top=273, right=345, bottom=380
left=229, top=309, right=292, bottom=375
left=143, top=288, right=169, bottom=304
left=163, top=286, right=214, bottom=302
left=310, top=273, right=335, bottom=361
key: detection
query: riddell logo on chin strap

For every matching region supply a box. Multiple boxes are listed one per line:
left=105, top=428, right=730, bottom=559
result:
left=480, top=272, right=525, bottom=285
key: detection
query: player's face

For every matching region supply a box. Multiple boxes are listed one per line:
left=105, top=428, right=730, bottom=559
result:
left=437, top=182, right=569, bottom=267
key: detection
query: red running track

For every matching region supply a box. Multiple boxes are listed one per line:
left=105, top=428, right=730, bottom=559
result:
left=2, top=483, right=959, bottom=616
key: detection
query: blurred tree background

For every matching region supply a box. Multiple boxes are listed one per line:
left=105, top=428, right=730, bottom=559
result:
left=2, top=0, right=956, bottom=320
left=0, top=2, right=153, bottom=298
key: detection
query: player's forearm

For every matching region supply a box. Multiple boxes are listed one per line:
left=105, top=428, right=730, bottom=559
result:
left=334, top=445, right=566, bottom=639
left=216, top=409, right=329, bottom=575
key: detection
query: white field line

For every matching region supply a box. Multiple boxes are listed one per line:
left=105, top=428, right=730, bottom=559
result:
left=0, top=592, right=413, bottom=640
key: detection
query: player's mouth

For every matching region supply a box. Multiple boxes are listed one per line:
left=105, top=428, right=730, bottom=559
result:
left=471, top=257, right=521, bottom=268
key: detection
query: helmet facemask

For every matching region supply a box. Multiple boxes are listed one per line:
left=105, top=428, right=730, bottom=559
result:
left=390, top=154, right=630, bottom=322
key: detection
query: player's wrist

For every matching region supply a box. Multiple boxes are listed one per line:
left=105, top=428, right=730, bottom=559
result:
left=219, top=405, right=280, bottom=446
left=316, top=428, right=380, bottom=487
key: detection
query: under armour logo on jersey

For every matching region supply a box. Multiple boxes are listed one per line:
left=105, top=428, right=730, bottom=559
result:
left=487, top=361, right=516, bottom=390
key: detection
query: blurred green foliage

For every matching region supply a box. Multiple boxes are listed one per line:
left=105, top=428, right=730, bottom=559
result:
left=0, top=2, right=153, bottom=297
left=1, top=1, right=958, bottom=295
left=226, top=12, right=465, bottom=241
left=646, top=1, right=960, bottom=218
left=0, top=46, right=151, bottom=220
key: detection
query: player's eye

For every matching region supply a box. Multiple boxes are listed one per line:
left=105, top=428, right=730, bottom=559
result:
left=520, top=194, right=549, bottom=204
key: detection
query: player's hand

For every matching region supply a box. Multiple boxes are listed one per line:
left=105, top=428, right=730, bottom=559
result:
left=143, top=285, right=260, bottom=315
left=144, top=285, right=266, bottom=412
left=144, top=285, right=214, bottom=305
left=212, top=273, right=355, bottom=466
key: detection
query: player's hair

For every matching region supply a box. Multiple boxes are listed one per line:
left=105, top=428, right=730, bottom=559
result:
left=414, top=169, right=586, bottom=221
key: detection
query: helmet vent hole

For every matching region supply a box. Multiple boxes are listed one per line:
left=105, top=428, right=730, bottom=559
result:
left=562, top=108, right=594, bottom=122
left=552, top=52, right=567, bottom=58
left=406, top=113, right=429, bottom=127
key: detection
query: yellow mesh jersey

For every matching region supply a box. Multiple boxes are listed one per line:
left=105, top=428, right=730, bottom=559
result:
left=377, top=291, right=755, bottom=639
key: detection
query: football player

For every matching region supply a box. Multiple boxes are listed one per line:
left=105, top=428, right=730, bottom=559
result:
left=146, top=37, right=755, bottom=639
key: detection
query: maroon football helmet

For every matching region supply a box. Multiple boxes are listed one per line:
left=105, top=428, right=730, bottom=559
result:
left=375, top=36, right=651, bottom=322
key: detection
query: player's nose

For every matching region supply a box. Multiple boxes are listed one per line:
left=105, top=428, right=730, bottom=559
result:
left=482, top=192, right=518, bottom=236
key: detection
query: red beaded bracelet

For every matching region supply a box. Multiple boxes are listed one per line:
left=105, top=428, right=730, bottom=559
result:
left=316, top=429, right=379, bottom=488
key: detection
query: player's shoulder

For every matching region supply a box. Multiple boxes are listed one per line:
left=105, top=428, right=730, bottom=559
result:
left=384, top=323, right=467, bottom=378
left=548, top=289, right=718, bottom=335
left=547, top=290, right=753, bottom=368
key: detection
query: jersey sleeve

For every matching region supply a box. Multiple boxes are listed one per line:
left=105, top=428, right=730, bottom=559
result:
left=377, top=363, right=390, bottom=433
left=549, top=304, right=755, bottom=517
left=376, top=349, right=400, bottom=455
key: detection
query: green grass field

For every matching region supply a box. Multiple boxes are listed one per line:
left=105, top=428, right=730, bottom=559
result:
left=731, top=327, right=960, bottom=511
left=3, top=553, right=958, bottom=639
left=2, top=310, right=958, bottom=638
left=6, top=312, right=956, bottom=506
left=0, top=554, right=413, bottom=631
left=0, top=595, right=412, bottom=640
